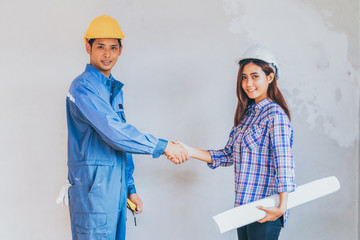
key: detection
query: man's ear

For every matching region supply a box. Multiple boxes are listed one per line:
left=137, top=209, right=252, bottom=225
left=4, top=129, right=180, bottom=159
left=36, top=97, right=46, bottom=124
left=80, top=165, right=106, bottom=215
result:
left=267, top=72, right=275, bottom=84
left=119, top=45, right=123, bottom=56
left=86, top=41, right=91, bottom=55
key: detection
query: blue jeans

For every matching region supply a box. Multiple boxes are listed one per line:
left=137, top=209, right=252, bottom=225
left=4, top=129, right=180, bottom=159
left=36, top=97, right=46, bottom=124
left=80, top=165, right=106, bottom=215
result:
left=237, top=217, right=283, bottom=240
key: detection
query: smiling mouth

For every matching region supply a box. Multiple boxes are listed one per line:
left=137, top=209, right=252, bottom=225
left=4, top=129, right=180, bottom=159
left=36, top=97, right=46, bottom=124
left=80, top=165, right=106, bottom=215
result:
left=247, top=89, right=256, bottom=93
left=102, top=61, right=112, bottom=66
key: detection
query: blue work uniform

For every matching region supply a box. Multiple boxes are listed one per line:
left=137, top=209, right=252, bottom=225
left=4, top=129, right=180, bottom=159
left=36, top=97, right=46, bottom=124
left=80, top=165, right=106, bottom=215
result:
left=66, top=64, right=168, bottom=240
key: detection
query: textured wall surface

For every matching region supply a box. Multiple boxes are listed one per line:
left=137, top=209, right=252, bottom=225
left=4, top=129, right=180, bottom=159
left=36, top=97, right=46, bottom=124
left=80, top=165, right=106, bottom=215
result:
left=0, top=0, right=359, bottom=239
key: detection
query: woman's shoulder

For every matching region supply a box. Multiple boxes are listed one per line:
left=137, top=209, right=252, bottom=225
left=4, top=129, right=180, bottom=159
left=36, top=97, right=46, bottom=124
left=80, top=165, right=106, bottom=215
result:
left=262, top=100, right=289, bottom=122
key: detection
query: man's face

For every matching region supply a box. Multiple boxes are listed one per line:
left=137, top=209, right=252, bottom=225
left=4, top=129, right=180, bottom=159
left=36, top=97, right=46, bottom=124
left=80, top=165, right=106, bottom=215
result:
left=86, top=38, right=122, bottom=78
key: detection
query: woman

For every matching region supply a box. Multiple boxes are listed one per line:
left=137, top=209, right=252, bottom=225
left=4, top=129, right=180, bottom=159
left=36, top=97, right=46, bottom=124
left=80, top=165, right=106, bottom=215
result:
left=177, top=45, right=296, bottom=240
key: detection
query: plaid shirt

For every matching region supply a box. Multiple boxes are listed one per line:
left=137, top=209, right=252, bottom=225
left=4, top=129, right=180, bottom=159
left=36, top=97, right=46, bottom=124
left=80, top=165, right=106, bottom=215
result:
left=208, top=98, right=296, bottom=224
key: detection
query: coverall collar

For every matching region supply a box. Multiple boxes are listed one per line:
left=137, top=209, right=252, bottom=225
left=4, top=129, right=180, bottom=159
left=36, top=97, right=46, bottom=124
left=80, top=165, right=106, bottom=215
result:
left=85, top=64, right=124, bottom=90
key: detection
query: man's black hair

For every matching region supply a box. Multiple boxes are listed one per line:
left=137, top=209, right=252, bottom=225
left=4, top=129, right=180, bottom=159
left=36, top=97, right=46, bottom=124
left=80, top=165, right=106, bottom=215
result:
left=88, top=39, right=122, bottom=48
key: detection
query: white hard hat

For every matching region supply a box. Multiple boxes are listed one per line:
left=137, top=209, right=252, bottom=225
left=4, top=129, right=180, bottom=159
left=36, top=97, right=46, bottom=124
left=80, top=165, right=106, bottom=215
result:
left=236, top=44, right=280, bottom=79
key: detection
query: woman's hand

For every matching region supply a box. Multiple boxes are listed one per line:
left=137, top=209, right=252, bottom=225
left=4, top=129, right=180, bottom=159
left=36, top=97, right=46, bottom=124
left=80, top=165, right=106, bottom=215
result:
left=175, top=141, right=193, bottom=158
left=256, top=205, right=286, bottom=223
left=257, top=192, right=288, bottom=223
left=164, top=141, right=189, bottom=164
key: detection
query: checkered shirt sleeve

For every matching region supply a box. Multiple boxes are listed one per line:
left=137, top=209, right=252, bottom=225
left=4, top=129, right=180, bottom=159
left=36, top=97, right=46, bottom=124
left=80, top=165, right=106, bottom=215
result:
left=270, top=113, right=296, bottom=193
left=207, top=127, right=236, bottom=169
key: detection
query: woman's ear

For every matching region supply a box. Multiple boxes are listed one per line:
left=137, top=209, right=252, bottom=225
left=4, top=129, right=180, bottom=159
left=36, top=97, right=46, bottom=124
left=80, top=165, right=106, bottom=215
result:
left=267, top=72, right=275, bottom=84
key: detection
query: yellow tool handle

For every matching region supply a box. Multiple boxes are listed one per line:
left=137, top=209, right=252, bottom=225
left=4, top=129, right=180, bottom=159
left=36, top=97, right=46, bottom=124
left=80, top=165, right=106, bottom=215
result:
left=127, top=198, right=137, bottom=212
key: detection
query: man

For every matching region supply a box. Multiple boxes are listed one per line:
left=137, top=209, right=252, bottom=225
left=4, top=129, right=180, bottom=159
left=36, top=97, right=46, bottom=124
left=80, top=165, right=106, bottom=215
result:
left=66, top=15, right=188, bottom=240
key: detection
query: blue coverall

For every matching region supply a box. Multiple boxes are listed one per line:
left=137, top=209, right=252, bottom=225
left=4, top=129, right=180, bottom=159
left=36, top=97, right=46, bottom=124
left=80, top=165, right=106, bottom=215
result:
left=66, top=64, right=168, bottom=240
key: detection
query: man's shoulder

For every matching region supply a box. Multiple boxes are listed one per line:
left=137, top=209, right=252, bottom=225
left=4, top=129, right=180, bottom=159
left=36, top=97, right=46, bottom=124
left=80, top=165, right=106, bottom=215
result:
left=70, top=71, right=97, bottom=93
left=72, top=70, right=92, bottom=86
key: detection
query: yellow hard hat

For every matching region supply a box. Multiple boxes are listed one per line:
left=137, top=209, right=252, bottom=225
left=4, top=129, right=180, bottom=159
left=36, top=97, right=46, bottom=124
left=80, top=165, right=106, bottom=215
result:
left=84, top=15, right=125, bottom=43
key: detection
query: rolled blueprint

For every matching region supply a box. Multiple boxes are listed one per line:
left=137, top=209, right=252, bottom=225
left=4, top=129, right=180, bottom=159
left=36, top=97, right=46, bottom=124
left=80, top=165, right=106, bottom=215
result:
left=213, top=176, right=340, bottom=233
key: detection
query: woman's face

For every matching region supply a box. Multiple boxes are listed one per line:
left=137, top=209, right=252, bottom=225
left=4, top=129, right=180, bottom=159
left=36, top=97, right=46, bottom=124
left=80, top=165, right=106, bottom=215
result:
left=241, top=62, right=274, bottom=104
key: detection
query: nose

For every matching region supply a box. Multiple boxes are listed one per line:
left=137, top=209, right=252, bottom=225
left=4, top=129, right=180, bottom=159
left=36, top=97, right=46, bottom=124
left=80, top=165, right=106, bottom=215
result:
left=246, top=78, right=253, bottom=87
left=104, top=48, right=110, bottom=57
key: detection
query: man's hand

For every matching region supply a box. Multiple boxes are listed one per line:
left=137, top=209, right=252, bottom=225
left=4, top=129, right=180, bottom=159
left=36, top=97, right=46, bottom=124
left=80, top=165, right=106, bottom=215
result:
left=164, top=141, right=189, bottom=164
left=128, top=193, right=143, bottom=214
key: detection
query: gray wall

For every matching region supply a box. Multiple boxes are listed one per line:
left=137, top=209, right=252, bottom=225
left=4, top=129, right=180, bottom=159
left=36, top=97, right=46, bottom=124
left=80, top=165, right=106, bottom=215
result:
left=0, top=0, right=359, bottom=239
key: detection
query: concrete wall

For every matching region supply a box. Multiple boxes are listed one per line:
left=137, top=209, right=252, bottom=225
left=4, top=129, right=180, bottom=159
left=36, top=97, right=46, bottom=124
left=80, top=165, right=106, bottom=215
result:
left=0, top=0, right=359, bottom=239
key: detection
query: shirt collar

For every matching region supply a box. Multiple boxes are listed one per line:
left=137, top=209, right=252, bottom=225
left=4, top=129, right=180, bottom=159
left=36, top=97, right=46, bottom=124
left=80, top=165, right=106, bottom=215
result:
left=254, top=98, right=272, bottom=110
left=248, top=98, right=272, bottom=112
left=85, top=64, right=124, bottom=90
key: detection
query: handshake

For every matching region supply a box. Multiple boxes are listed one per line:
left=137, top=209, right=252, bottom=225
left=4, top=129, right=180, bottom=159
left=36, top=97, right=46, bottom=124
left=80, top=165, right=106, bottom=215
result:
left=163, top=141, right=192, bottom=164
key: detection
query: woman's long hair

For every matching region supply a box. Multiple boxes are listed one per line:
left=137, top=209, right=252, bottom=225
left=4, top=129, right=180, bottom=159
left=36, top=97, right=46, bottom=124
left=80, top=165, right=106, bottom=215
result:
left=234, top=59, right=291, bottom=126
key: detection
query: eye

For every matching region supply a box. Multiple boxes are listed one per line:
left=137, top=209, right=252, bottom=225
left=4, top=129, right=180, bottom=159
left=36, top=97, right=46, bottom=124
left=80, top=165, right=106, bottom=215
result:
left=98, top=46, right=104, bottom=49
left=241, top=75, right=247, bottom=80
left=252, top=75, right=259, bottom=79
left=111, top=47, right=118, bottom=50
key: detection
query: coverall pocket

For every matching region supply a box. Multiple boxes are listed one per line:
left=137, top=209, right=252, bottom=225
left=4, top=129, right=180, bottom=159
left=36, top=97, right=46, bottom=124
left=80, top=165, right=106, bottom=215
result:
left=243, top=125, right=263, bottom=150
left=74, top=212, right=108, bottom=240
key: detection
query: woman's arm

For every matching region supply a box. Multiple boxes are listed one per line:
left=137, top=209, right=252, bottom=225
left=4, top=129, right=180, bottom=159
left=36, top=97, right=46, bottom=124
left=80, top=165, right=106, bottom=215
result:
left=256, top=192, right=288, bottom=223
left=172, top=127, right=237, bottom=167
left=176, top=141, right=213, bottom=163
left=270, top=114, right=296, bottom=193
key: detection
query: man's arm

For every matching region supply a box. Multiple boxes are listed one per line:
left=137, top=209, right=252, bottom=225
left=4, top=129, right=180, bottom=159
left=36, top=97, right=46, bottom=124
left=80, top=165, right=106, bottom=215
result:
left=69, top=84, right=167, bottom=157
left=126, top=153, right=137, bottom=195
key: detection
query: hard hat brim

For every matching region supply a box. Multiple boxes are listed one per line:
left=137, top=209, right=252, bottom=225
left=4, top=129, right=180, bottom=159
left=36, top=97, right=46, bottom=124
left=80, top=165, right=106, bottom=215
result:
left=234, top=57, right=280, bottom=79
